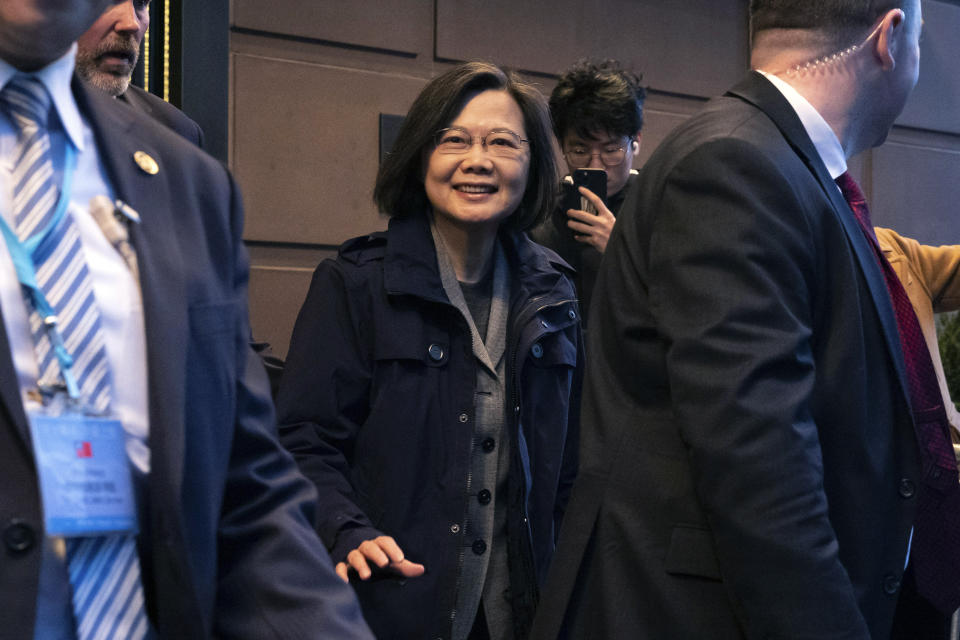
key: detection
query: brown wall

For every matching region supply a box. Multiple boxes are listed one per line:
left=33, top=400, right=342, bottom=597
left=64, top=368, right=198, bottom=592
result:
left=231, top=0, right=960, bottom=358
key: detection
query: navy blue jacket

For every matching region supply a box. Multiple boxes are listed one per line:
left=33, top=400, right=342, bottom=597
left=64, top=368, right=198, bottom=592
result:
left=278, top=212, right=583, bottom=639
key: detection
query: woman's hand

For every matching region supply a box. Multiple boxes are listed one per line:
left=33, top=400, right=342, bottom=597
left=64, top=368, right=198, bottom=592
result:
left=566, top=186, right=616, bottom=254
left=335, top=535, right=426, bottom=582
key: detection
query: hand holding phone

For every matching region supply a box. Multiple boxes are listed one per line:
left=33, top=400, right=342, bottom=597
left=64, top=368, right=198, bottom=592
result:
left=563, top=169, right=607, bottom=214
left=561, top=169, right=616, bottom=254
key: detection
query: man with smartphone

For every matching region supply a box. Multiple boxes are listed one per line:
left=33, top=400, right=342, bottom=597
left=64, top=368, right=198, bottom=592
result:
left=529, top=59, right=646, bottom=326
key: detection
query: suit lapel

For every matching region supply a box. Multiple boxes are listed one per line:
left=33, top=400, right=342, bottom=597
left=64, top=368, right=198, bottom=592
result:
left=728, top=72, right=911, bottom=405
left=118, top=86, right=156, bottom=120
left=72, top=78, right=187, bottom=500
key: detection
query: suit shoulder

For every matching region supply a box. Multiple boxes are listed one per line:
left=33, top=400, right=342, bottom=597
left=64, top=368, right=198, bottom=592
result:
left=663, top=97, right=784, bottom=163
left=81, top=81, right=204, bottom=157
left=122, top=84, right=204, bottom=146
left=642, top=100, right=806, bottom=204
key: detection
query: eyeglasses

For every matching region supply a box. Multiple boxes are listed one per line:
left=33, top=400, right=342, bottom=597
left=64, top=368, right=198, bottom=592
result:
left=563, top=143, right=629, bottom=168
left=434, top=127, right=529, bottom=157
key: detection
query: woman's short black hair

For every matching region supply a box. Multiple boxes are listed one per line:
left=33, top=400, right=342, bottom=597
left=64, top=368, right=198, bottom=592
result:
left=549, top=59, right=646, bottom=142
left=373, top=61, right=561, bottom=230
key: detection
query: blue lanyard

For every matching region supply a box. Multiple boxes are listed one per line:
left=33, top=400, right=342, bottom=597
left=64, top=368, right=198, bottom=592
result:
left=0, top=143, right=81, bottom=398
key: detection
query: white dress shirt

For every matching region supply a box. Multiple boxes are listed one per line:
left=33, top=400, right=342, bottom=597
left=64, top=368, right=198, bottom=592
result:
left=757, top=70, right=847, bottom=180
left=0, top=45, right=149, bottom=473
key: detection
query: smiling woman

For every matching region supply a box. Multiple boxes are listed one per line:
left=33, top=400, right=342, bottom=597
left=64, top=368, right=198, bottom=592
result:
left=276, top=61, right=583, bottom=640
left=423, top=90, right=531, bottom=264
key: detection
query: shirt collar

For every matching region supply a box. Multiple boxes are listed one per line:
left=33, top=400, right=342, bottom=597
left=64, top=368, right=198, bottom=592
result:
left=0, top=43, right=85, bottom=152
left=757, top=70, right=846, bottom=180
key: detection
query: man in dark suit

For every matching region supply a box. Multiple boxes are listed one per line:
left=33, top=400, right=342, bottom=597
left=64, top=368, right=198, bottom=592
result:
left=76, top=0, right=204, bottom=147
left=78, top=1, right=293, bottom=399
left=0, top=1, right=372, bottom=638
left=532, top=1, right=949, bottom=638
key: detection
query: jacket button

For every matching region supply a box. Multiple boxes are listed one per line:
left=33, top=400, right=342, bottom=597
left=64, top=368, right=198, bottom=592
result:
left=450, top=523, right=460, bottom=534
left=478, top=489, right=491, bottom=505
left=568, top=309, right=577, bottom=320
left=531, top=343, right=543, bottom=358
left=427, top=344, right=444, bottom=361
left=481, top=437, right=496, bottom=453
left=883, top=574, right=901, bottom=595
left=3, top=520, right=36, bottom=554
left=472, top=539, right=487, bottom=555
left=898, top=478, right=915, bottom=499
left=458, top=413, right=469, bottom=423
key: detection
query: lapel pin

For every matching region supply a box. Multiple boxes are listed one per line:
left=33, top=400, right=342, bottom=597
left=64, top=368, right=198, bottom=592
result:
left=133, top=150, right=159, bottom=175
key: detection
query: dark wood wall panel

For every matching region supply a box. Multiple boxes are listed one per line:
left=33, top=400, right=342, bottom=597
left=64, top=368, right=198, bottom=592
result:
left=435, top=0, right=749, bottom=98
left=233, top=55, right=425, bottom=244
left=897, top=1, right=960, bottom=134
left=870, top=141, right=960, bottom=245
left=249, top=267, right=320, bottom=359
left=247, top=245, right=336, bottom=358
left=232, top=0, right=432, bottom=56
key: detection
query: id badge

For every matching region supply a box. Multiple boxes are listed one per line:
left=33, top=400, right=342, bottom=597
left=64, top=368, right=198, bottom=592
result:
left=28, top=400, right=138, bottom=537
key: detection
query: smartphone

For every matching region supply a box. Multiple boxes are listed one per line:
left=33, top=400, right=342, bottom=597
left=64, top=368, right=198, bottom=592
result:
left=562, top=168, right=608, bottom=214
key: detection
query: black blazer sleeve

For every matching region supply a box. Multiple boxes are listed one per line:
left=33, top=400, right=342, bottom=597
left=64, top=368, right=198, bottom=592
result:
left=643, top=137, right=869, bottom=636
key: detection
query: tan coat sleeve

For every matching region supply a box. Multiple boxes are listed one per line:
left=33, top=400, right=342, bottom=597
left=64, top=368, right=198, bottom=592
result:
left=876, top=227, right=960, bottom=313
left=876, top=226, right=960, bottom=453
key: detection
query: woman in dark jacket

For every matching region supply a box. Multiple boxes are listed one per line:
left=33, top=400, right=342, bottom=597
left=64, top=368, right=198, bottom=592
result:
left=276, top=62, right=582, bottom=640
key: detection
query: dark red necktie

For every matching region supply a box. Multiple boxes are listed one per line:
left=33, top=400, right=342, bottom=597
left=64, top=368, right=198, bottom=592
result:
left=836, top=171, right=960, bottom=614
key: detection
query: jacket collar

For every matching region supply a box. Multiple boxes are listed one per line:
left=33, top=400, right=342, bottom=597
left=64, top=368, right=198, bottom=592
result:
left=728, top=71, right=910, bottom=407
left=382, top=212, right=575, bottom=308
left=383, top=213, right=448, bottom=303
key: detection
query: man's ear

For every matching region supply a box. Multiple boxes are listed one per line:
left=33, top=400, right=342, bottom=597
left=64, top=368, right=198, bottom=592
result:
left=875, top=8, right=906, bottom=71
left=630, top=132, right=643, bottom=158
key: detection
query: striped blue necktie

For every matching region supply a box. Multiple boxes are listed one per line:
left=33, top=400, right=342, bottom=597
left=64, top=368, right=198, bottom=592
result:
left=0, top=75, right=148, bottom=640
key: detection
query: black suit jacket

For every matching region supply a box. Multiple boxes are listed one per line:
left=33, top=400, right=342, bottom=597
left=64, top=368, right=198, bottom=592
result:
left=531, top=72, right=920, bottom=639
left=119, top=83, right=204, bottom=148
left=0, top=77, right=372, bottom=639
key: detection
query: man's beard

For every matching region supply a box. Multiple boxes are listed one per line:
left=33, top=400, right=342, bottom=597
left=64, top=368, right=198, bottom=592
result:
left=76, top=34, right=140, bottom=97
